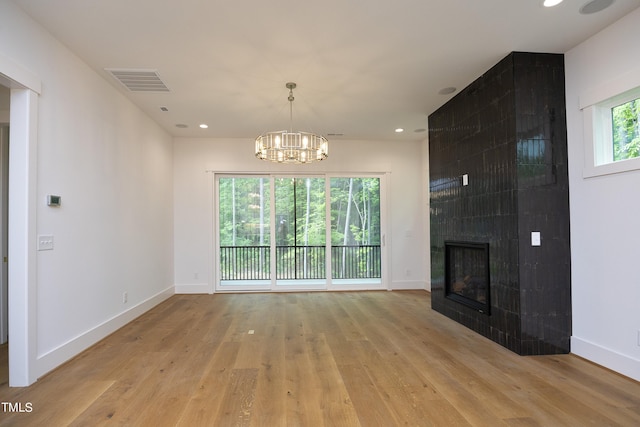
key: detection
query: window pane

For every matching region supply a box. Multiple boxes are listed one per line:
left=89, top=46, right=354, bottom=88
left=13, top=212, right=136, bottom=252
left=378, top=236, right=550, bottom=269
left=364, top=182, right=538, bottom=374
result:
left=218, top=177, right=270, bottom=281
left=330, top=178, right=380, bottom=245
left=330, top=178, right=381, bottom=279
left=612, top=97, right=640, bottom=162
left=275, top=177, right=326, bottom=280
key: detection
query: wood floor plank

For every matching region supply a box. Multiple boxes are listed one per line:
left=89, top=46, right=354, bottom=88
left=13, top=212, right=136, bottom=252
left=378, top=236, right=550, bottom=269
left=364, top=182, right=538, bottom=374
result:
left=250, top=325, right=287, bottom=427
left=2, top=379, right=114, bottom=426
left=533, top=354, right=640, bottom=409
left=176, top=341, right=242, bottom=426
left=215, top=368, right=259, bottom=426
left=306, top=333, right=360, bottom=427
left=68, top=351, right=169, bottom=426
left=0, top=344, right=7, bottom=389
left=336, top=362, right=397, bottom=426
left=283, top=332, right=326, bottom=426
left=1, top=291, right=639, bottom=427
left=350, top=341, right=448, bottom=426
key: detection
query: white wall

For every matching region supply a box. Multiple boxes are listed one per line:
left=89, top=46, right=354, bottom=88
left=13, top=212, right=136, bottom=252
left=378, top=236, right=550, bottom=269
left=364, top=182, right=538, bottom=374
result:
left=0, top=2, right=174, bottom=381
left=565, top=7, right=640, bottom=381
left=173, top=137, right=428, bottom=292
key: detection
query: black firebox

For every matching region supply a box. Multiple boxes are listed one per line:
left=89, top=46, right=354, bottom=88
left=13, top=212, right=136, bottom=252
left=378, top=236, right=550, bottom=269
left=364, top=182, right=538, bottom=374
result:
left=444, top=241, right=490, bottom=315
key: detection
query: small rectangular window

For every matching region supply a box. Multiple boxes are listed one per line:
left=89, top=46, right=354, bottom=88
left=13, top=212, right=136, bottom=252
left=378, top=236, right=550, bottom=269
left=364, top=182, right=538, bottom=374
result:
left=611, top=97, right=640, bottom=162
left=582, top=84, right=640, bottom=178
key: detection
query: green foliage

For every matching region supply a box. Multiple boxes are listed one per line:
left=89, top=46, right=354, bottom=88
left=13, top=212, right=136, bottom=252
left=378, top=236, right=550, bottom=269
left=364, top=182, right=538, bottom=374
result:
left=218, top=176, right=382, bottom=280
left=218, top=177, right=270, bottom=246
left=612, top=98, right=640, bottom=161
left=218, top=176, right=381, bottom=248
left=330, top=178, right=381, bottom=246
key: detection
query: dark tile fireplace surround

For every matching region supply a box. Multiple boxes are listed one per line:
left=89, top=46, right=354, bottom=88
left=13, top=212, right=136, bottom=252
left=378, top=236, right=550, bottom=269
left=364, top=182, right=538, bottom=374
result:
left=429, top=52, right=571, bottom=355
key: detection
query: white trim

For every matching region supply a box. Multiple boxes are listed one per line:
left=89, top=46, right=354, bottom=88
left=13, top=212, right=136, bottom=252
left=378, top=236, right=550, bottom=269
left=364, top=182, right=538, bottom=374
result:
left=212, top=172, right=388, bottom=293
left=1, top=54, right=41, bottom=387
left=324, top=178, right=333, bottom=289
left=8, top=88, right=38, bottom=387
left=205, top=167, right=392, bottom=176
left=390, top=280, right=428, bottom=290
left=581, top=68, right=640, bottom=178
left=583, top=154, right=640, bottom=178
left=0, top=127, right=7, bottom=345
left=36, top=286, right=174, bottom=378
left=0, top=53, right=41, bottom=93
left=571, top=336, right=640, bottom=382
left=382, top=172, right=392, bottom=291
left=579, top=66, right=640, bottom=109
left=175, top=283, right=212, bottom=294
left=582, top=103, right=640, bottom=177
left=269, top=176, right=277, bottom=291
left=206, top=171, right=215, bottom=294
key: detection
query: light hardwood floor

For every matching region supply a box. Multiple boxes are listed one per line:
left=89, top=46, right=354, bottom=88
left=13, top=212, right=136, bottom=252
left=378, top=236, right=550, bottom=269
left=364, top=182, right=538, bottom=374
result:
left=0, top=291, right=639, bottom=426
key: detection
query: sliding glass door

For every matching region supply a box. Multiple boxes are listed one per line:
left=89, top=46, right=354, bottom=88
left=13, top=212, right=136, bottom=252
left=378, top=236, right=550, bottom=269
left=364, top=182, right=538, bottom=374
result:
left=216, top=174, right=383, bottom=291
left=330, top=177, right=381, bottom=284
left=218, top=177, right=271, bottom=289
left=274, top=177, right=326, bottom=286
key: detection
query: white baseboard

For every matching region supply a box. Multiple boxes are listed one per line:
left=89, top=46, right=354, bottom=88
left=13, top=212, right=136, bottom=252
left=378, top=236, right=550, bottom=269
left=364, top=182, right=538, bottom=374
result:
left=571, top=336, right=640, bottom=381
left=175, top=282, right=212, bottom=294
left=391, top=280, right=428, bottom=290
left=35, top=286, right=175, bottom=379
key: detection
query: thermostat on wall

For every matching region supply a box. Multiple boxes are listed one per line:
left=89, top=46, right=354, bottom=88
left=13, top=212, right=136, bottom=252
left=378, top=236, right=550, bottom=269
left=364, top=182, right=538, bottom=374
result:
left=47, top=195, right=61, bottom=207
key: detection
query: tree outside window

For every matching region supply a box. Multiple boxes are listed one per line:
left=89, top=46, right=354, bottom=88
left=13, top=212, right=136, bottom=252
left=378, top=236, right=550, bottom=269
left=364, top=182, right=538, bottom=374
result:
left=612, top=97, right=640, bottom=161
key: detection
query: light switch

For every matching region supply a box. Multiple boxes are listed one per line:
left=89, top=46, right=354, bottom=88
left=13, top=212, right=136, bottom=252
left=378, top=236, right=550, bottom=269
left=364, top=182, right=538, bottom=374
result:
left=462, top=174, right=469, bottom=186
left=38, top=235, right=54, bottom=251
left=531, top=231, right=541, bottom=247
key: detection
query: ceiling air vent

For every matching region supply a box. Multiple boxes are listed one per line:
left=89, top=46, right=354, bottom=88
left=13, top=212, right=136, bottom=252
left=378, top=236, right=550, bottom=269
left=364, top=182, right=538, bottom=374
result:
left=105, top=68, right=170, bottom=92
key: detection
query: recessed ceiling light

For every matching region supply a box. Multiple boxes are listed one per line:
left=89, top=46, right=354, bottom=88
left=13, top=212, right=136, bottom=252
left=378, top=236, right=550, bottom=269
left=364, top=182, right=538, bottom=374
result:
left=175, top=124, right=188, bottom=128
left=414, top=128, right=426, bottom=133
left=160, top=106, right=169, bottom=112
left=543, top=0, right=563, bottom=7
left=580, top=0, right=614, bottom=14
left=438, top=87, right=457, bottom=95
left=395, top=128, right=404, bottom=133
left=199, top=124, right=208, bottom=129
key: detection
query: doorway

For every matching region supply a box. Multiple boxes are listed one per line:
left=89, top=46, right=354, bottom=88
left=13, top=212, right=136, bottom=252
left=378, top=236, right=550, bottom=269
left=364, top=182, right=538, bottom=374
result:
left=0, top=124, right=8, bottom=345
left=1, top=62, right=41, bottom=386
left=0, top=86, right=9, bottom=385
left=215, top=174, right=385, bottom=292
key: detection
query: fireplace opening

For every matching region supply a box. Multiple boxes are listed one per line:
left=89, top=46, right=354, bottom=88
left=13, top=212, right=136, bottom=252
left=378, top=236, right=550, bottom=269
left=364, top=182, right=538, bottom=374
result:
left=444, top=241, right=490, bottom=314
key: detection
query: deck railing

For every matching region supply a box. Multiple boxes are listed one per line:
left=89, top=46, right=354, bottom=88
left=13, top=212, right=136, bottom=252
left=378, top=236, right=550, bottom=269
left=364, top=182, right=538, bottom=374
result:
left=220, top=245, right=381, bottom=281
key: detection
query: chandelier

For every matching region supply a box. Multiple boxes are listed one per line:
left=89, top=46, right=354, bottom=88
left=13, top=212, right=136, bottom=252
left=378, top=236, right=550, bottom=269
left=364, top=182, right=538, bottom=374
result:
left=255, top=82, right=328, bottom=163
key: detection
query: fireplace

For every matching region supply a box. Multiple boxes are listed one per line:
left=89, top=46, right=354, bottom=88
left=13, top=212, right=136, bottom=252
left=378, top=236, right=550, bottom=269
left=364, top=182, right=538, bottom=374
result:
left=444, top=241, right=490, bottom=314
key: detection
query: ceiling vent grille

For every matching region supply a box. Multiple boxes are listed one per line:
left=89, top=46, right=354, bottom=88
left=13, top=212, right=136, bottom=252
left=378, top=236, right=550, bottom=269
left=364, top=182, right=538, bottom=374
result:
left=105, top=68, right=170, bottom=92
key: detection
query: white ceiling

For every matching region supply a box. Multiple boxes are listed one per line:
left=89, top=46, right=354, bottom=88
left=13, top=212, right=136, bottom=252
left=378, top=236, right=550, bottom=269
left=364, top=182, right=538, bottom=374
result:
left=10, top=0, right=640, bottom=141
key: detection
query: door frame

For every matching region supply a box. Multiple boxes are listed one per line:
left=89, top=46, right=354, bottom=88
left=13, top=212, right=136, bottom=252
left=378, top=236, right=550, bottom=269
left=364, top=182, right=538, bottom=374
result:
left=213, top=172, right=389, bottom=293
left=0, top=125, right=9, bottom=345
left=1, top=53, right=41, bottom=386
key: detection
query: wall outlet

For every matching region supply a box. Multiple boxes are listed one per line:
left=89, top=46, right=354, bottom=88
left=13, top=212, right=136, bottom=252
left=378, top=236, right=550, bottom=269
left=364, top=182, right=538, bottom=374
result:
left=123, top=292, right=128, bottom=304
